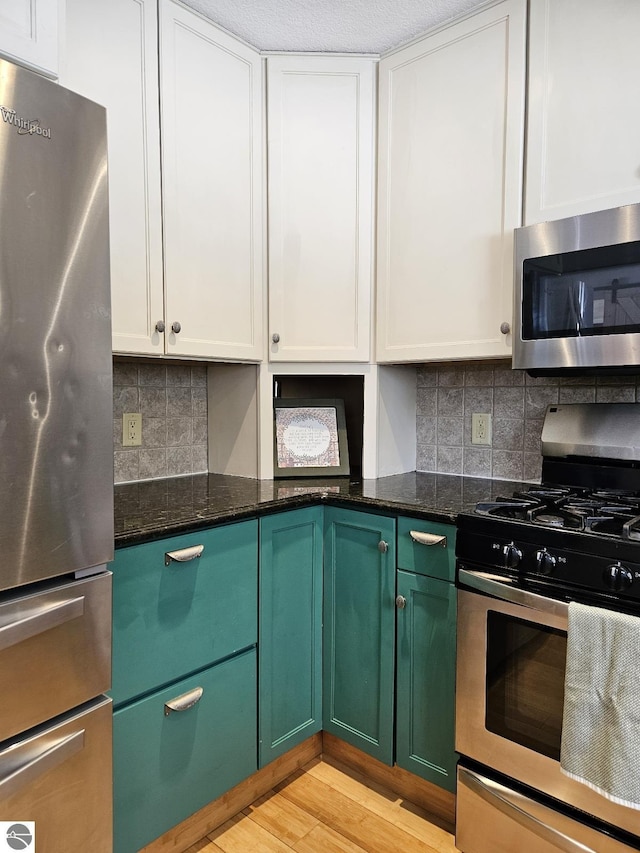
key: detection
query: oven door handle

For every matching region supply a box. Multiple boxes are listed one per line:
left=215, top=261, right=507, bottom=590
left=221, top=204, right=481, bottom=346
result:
left=458, top=567, right=569, bottom=618
left=460, top=767, right=599, bottom=853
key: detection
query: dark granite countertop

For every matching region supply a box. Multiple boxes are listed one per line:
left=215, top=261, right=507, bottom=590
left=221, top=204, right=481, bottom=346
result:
left=114, top=471, right=530, bottom=548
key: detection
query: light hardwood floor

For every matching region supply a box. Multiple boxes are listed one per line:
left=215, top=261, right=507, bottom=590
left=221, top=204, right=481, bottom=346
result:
left=185, top=756, right=458, bottom=853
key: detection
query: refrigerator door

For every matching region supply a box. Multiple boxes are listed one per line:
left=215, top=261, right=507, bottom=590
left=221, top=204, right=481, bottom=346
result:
left=0, top=695, right=113, bottom=853
left=0, top=59, right=113, bottom=589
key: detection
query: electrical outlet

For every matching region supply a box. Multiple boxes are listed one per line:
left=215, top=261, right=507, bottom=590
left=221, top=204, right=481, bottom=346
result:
left=471, top=413, right=492, bottom=445
left=122, top=413, right=142, bottom=447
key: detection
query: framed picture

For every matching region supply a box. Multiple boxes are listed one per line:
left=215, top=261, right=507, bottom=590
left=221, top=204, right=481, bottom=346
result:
left=273, top=398, right=350, bottom=478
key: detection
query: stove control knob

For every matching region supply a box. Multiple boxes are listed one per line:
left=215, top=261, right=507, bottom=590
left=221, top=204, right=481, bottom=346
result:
left=604, top=563, right=633, bottom=592
left=535, top=549, right=557, bottom=575
left=502, top=542, right=523, bottom=569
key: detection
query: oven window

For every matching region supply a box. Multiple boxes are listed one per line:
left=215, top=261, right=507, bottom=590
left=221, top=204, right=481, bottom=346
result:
left=486, top=611, right=566, bottom=760
left=522, top=240, right=640, bottom=340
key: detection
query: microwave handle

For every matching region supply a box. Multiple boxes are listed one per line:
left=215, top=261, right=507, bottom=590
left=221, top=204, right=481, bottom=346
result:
left=458, top=567, right=569, bottom=619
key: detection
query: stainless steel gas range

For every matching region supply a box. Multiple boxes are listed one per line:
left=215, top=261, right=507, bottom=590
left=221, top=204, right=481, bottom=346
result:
left=455, top=403, right=640, bottom=853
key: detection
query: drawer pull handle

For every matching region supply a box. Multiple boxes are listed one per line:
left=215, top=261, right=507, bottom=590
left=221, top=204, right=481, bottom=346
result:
left=409, top=531, right=447, bottom=548
left=0, top=729, right=84, bottom=799
left=164, top=687, right=204, bottom=716
left=164, top=544, right=204, bottom=566
left=0, top=596, right=84, bottom=651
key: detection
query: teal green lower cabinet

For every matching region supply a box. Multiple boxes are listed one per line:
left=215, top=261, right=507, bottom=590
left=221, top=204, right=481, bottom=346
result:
left=113, top=648, right=257, bottom=853
left=259, top=507, right=323, bottom=766
left=323, top=506, right=396, bottom=764
left=395, top=569, right=457, bottom=792
left=111, top=520, right=258, bottom=707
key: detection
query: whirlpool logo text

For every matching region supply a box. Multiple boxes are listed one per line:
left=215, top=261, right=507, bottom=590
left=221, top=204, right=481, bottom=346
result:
left=0, top=107, right=51, bottom=139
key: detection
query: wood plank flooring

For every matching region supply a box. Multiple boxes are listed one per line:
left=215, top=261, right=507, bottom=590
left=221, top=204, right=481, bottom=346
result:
left=185, top=757, right=458, bottom=853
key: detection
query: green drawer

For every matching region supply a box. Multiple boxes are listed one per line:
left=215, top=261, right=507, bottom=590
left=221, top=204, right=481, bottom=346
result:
left=111, top=520, right=258, bottom=706
left=397, top=516, right=455, bottom=581
left=113, top=648, right=257, bottom=853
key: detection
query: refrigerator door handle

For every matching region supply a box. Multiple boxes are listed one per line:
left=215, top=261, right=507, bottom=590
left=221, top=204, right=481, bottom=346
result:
left=0, top=729, right=85, bottom=800
left=0, top=595, right=84, bottom=651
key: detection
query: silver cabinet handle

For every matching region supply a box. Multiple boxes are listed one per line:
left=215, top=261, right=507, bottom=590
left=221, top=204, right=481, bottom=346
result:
left=171, top=321, right=181, bottom=334
left=0, top=729, right=84, bottom=799
left=155, top=320, right=165, bottom=333
left=409, top=530, right=447, bottom=548
left=396, top=595, right=406, bottom=609
left=164, top=686, right=203, bottom=716
left=459, top=767, right=599, bottom=853
left=378, top=540, right=389, bottom=553
left=500, top=321, right=511, bottom=335
left=0, top=596, right=84, bottom=652
left=271, top=332, right=280, bottom=343
left=164, top=544, right=204, bottom=566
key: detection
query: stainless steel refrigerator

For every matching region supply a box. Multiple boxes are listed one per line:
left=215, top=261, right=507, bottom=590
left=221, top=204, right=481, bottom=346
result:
left=0, top=59, right=113, bottom=851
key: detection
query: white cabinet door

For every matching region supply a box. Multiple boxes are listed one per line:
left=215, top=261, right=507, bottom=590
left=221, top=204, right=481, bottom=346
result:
left=525, top=0, right=640, bottom=225
left=267, top=55, right=375, bottom=362
left=0, top=0, right=58, bottom=76
left=159, top=0, right=264, bottom=361
left=62, top=0, right=165, bottom=355
left=376, top=0, right=526, bottom=363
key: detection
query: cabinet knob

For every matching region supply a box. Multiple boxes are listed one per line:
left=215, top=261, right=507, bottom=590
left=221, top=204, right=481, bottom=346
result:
left=155, top=320, right=165, bottom=333
left=271, top=332, right=280, bottom=344
left=171, top=321, right=182, bottom=334
left=395, top=595, right=407, bottom=610
left=500, top=321, right=511, bottom=335
left=378, top=540, right=389, bottom=553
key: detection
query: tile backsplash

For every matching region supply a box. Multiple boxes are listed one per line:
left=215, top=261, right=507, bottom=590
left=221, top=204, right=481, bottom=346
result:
left=416, top=360, right=640, bottom=483
left=113, top=359, right=208, bottom=484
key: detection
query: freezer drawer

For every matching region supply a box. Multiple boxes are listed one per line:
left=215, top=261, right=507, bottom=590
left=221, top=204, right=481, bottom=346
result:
left=113, top=648, right=257, bottom=853
left=457, top=766, right=636, bottom=853
left=0, top=572, right=111, bottom=742
left=0, top=695, right=112, bottom=853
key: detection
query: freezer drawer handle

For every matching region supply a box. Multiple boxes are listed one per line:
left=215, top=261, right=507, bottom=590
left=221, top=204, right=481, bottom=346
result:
left=0, top=729, right=84, bottom=799
left=164, top=686, right=204, bottom=716
left=0, top=595, right=84, bottom=651
left=164, top=544, right=204, bottom=566
left=459, top=767, right=599, bottom=853
left=409, top=530, right=447, bottom=548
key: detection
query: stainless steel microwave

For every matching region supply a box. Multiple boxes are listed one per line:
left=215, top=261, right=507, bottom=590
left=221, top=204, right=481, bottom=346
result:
left=513, top=202, right=640, bottom=373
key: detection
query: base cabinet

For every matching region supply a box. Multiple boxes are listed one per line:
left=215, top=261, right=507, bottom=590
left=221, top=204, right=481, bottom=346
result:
left=323, top=507, right=396, bottom=764
left=113, top=649, right=257, bottom=853
left=259, top=507, right=324, bottom=765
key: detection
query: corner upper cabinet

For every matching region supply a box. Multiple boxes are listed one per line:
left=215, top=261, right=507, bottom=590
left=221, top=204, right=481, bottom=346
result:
left=159, top=0, right=263, bottom=360
left=267, top=55, right=375, bottom=362
left=62, top=0, right=165, bottom=355
left=376, top=0, right=526, bottom=362
left=525, top=0, right=640, bottom=225
left=0, top=0, right=59, bottom=77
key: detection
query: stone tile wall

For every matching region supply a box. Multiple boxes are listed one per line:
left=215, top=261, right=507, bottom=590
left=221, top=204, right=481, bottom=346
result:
left=113, top=359, right=208, bottom=484
left=416, top=360, right=640, bottom=483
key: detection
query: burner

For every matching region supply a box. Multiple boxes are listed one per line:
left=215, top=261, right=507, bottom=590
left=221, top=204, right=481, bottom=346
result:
left=532, top=513, right=566, bottom=528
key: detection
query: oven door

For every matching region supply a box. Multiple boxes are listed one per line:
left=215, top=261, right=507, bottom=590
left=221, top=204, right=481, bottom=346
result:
left=456, top=566, right=640, bottom=841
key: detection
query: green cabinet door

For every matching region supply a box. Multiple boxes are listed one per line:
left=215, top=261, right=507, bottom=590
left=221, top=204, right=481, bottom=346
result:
left=323, top=506, right=396, bottom=764
left=259, top=507, right=323, bottom=766
left=395, top=569, right=457, bottom=791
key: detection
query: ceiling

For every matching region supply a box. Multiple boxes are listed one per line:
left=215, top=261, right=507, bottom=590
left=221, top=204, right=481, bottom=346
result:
left=179, top=0, right=489, bottom=54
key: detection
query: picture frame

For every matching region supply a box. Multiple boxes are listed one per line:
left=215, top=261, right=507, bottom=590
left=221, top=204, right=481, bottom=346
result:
left=273, top=398, right=350, bottom=478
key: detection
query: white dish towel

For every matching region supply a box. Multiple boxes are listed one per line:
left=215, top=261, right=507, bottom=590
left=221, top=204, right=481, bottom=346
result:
left=561, top=600, right=640, bottom=809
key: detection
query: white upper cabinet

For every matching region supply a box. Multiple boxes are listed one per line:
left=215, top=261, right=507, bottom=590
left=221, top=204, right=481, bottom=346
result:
left=0, top=0, right=59, bottom=77
left=159, top=0, right=263, bottom=360
left=62, top=0, right=165, bottom=356
left=376, top=0, right=526, bottom=363
left=267, top=55, right=376, bottom=362
left=525, top=0, right=640, bottom=225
